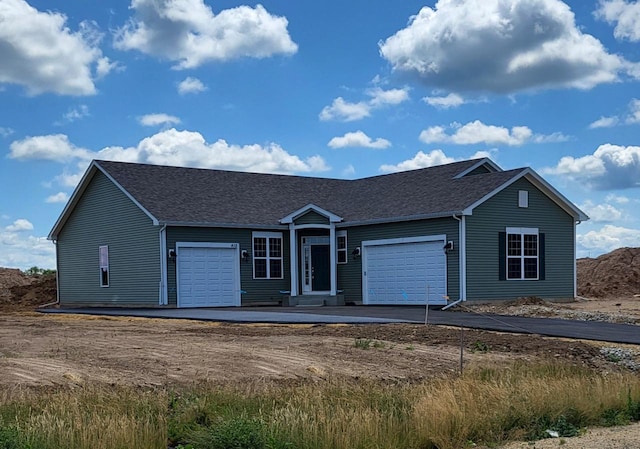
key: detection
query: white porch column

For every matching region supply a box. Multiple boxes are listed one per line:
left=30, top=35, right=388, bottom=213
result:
left=329, top=224, right=337, bottom=295
left=289, top=223, right=298, bottom=296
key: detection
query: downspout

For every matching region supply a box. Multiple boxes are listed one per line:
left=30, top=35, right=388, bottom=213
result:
left=39, top=239, right=60, bottom=308
left=159, top=224, right=168, bottom=305
left=442, top=214, right=466, bottom=310
left=573, top=220, right=581, bottom=299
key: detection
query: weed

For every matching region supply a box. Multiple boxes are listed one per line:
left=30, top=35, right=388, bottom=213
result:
left=405, top=345, right=415, bottom=350
left=354, top=338, right=372, bottom=349
left=471, top=341, right=491, bottom=353
left=372, top=341, right=385, bottom=349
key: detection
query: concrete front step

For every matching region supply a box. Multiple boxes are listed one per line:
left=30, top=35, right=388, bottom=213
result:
left=284, top=295, right=345, bottom=307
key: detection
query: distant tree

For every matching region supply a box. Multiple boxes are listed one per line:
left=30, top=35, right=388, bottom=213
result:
left=23, top=266, right=56, bottom=276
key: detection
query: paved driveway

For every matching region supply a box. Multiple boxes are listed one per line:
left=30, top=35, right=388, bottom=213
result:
left=40, top=306, right=640, bottom=345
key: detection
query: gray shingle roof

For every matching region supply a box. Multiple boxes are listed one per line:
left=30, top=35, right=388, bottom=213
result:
left=94, top=159, right=528, bottom=226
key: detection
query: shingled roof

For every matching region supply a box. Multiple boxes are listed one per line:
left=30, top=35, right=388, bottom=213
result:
left=49, top=157, right=587, bottom=238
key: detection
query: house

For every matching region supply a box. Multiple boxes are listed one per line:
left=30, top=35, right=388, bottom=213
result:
left=48, top=158, right=588, bottom=308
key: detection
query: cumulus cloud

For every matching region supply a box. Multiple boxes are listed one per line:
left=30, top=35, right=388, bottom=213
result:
left=0, top=0, right=111, bottom=95
left=0, top=230, right=55, bottom=269
left=423, top=93, right=465, bottom=109
left=328, top=131, right=391, bottom=149
left=9, top=134, right=92, bottom=162
left=542, top=144, right=640, bottom=190
left=579, top=200, right=623, bottom=222
left=319, top=98, right=370, bottom=122
left=45, top=192, right=69, bottom=204
left=419, top=120, right=568, bottom=146
left=319, top=87, right=409, bottom=122
left=606, top=193, right=631, bottom=204
left=5, top=218, right=33, bottom=232
left=11, top=129, right=330, bottom=189
left=596, top=0, right=640, bottom=41
left=342, top=164, right=356, bottom=177
left=0, top=127, right=14, bottom=138
left=114, top=0, right=297, bottom=69
left=379, top=0, right=634, bottom=93
left=379, top=149, right=456, bottom=173
left=178, top=76, right=207, bottom=94
left=138, top=113, right=181, bottom=127
left=578, top=224, right=640, bottom=257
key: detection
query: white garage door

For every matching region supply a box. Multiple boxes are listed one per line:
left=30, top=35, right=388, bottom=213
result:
left=363, top=238, right=447, bottom=305
left=177, top=243, right=240, bottom=308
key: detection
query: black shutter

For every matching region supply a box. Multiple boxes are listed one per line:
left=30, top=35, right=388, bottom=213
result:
left=539, top=233, right=545, bottom=280
left=498, top=232, right=506, bottom=281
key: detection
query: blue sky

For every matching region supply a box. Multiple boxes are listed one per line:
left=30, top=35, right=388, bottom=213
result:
left=1, top=0, right=639, bottom=269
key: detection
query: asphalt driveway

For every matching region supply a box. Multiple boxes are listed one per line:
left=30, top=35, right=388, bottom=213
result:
left=39, top=305, right=640, bottom=345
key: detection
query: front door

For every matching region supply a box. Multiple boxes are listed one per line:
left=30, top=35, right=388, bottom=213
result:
left=311, top=245, right=330, bottom=291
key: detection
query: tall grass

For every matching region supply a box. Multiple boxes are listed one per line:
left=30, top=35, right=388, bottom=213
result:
left=2, top=362, right=639, bottom=449
left=0, top=387, right=166, bottom=449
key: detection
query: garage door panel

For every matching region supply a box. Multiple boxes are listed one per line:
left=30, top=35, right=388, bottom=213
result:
left=364, top=240, right=446, bottom=305
left=177, top=245, right=240, bottom=308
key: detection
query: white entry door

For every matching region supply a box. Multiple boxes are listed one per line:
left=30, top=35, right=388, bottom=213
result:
left=177, top=243, right=241, bottom=307
left=363, top=238, right=447, bottom=305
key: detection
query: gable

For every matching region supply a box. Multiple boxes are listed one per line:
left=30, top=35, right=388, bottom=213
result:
left=293, top=210, right=330, bottom=225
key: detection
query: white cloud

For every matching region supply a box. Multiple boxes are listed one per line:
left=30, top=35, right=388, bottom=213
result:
left=342, top=164, right=356, bottom=177
left=606, top=193, right=631, bottom=204
left=55, top=105, right=90, bottom=126
left=0, top=230, right=55, bottom=269
left=589, top=116, right=620, bottom=129
left=138, top=113, right=181, bottom=127
left=0, top=127, right=14, bottom=138
left=419, top=120, right=567, bottom=146
left=9, top=134, right=92, bottom=162
left=542, top=144, right=640, bottom=190
left=596, top=0, right=640, bottom=42
left=45, top=192, right=69, bottom=204
left=626, top=98, right=640, bottom=124
left=95, top=57, right=123, bottom=79
left=319, top=97, right=371, bottom=122
left=328, top=131, right=391, bottom=149
left=423, top=93, right=465, bottom=109
left=16, top=129, right=330, bottom=189
left=366, top=87, right=410, bottom=106
left=578, top=225, right=640, bottom=257
left=579, top=200, right=623, bottom=222
left=379, top=0, right=634, bottom=93
left=320, top=87, right=410, bottom=122
left=114, top=0, right=297, bottom=69
left=589, top=98, right=640, bottom=128
left=380, top=149, right=456, bottom=173
left=178, top=76, right=207, bottom=94
left=5, top=218, right=33, bottom=232
left=0, top=0, right=110, bottom=96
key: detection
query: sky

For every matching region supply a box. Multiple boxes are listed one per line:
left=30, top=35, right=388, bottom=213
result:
left=1, top=0, right=639, bottom=270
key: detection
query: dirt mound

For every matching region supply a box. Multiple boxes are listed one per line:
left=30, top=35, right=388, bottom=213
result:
left=0, top=269, right=56, bottom=311
left=577, top=247, right=640, bottom=298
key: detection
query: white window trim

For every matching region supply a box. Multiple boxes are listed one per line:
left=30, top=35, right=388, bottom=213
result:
left=506, top=227, right=539, bottom=281
left=99, top=245, right=109, bottom=288
left=336, top=230, right=347, bottom=264
left=252, top=231, right=284, bottom=280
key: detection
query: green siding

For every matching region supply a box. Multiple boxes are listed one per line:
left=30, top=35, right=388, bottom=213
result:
left=466, top=178, right=575, bottom=300
left=56, top=171, right=160, bottom=306
left=337, top=218, right=460, bottom=303
left=166, top=227, right=290, bottom=306
left=294, top=210, right=330, bottom=225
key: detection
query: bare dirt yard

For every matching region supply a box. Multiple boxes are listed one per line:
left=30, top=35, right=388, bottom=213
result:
left=0, top=247, right=639, bottom=448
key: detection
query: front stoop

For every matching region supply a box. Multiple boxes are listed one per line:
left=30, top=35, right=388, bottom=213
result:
left=283, top=295, right=345, bottom=307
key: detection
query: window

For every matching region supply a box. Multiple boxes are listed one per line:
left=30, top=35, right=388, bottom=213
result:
left=518, top=190, right=529, bottom=208
left=337, top=231, right=347, bottom=264
left=99, top=245, right=109, bottom=287
left=506, top=228, right=538, bottom=280
left=252, top=232, right=283, bottom=279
